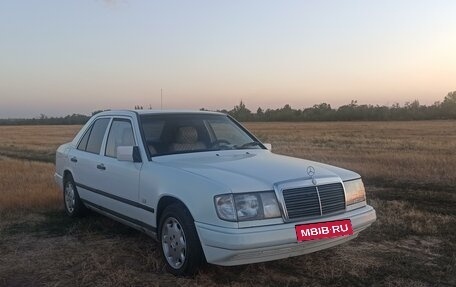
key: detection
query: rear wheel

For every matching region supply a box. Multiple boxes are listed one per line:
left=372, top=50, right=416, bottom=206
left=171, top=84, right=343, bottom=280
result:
left=159, top=203, right=205, bottom=276
left=63, top=175, right=86, bottom=217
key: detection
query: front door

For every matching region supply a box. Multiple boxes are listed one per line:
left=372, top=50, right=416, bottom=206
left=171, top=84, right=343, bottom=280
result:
left=95, top=117, right=147, bottom=223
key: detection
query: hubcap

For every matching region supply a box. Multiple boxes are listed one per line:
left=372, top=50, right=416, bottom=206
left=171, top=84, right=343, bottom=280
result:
left=64, top=182, right=76, bottom=213
left=161, top=217, right=187, bottom=269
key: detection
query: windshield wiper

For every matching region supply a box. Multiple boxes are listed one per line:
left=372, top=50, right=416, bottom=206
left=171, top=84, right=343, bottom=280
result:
left=236, top=141, right=262, bottom=149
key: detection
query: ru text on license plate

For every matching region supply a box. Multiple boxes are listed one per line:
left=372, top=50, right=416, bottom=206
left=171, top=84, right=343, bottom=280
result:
left=295, top=219, right=353, bottom=241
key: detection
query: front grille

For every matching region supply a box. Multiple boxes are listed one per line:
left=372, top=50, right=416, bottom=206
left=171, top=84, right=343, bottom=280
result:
left=282, top=182, right=345, bottom=220
left=282, top=186, right=321, bottom=218
left=318, top=183, right=346, bottom=214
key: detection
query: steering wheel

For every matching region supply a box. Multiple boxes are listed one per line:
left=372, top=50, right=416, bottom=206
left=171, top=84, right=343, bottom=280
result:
left=210, top=139, right=231, bottom=148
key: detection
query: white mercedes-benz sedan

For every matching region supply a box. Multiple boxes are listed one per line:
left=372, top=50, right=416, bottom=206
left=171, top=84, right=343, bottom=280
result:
left=54, top=110, right=376, bottom=275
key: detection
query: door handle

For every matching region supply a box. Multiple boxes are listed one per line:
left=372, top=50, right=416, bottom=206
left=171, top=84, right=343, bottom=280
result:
left=70, top=157, right=78, bottom=163
left=96, top=164, right=106, bottom=170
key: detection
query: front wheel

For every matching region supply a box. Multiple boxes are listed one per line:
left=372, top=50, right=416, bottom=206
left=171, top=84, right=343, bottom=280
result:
left=159, top=203, right=205, bottom=276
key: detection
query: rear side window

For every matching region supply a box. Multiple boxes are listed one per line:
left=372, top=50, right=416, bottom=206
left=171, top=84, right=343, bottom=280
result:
left=85, top=118, right=110, bottom=154
left=105, top=119, right=135, bottom=158
left=77, top=125, right=92, bottom=151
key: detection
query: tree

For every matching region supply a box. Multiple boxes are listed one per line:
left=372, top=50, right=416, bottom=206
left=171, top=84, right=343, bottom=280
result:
left=337, top=100, right=358, bottom=120
left=229, top=100, right=252, bottom=121
left=256, top=107, right=264, bottom=120
left=276, top=104, right=296, bottom=121
left=404, top=100, right=420, bottom=110
left=442, top=91, right=456, bottom=118
left=302, top=103, right=333, bottom=121
left=444, top=91, right=456, bottom=104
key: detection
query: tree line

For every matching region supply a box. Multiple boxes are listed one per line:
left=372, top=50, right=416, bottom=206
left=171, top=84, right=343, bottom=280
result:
left=0, top=111, right=100, bottom=125
left=1, top=92, right=455, bottom=125
left=220, top=91, right=456, bottom=121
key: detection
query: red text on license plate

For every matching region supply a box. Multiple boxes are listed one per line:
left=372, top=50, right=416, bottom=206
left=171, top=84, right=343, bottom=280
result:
left=295, top=219, right=353, bottom=241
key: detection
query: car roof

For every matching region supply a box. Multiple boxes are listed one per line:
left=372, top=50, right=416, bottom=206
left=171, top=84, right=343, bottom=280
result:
left=94, top=109, right=225, bottom=117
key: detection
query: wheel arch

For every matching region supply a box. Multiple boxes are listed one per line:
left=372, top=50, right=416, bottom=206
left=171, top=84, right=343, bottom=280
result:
left=61, top=169, right=75, bottom=193
left=63, top=169, right=73, bottom=182
left=156, top=195, right=194, bottom=229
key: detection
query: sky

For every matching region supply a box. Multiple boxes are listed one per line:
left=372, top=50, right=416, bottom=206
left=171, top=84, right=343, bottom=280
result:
left=1, top=0, right=455, bottom=118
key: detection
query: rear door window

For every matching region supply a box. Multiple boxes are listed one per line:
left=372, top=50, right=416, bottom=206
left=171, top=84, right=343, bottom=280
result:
left=85, top=118, right=110, bottom=154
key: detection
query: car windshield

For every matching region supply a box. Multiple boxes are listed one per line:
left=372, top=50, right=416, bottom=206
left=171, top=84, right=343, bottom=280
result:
left=140, top=113, right=263, bottom=157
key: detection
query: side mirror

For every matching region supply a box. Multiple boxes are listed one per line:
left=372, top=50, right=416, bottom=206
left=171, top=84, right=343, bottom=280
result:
left=117, top=146, right=142, bottom=163
left=263, top=143, right=272, bottom=151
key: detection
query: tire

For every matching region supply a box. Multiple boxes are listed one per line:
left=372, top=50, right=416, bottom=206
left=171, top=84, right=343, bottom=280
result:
left=158, top=203, right=205, bottom=276
left=63, top=174, right=86, bottom=217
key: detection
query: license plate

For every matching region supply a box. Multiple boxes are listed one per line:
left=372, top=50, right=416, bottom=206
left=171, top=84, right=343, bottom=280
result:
left=295, top=219, right=353, bottom=241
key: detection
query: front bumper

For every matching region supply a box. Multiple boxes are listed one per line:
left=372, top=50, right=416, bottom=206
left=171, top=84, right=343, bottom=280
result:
left=196, top=205, right=376, bottom=266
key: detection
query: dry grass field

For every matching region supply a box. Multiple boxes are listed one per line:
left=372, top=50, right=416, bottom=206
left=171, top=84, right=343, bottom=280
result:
left=0, top=125, right=80, bottom=163
left=0, top=121, right=455, bottom=286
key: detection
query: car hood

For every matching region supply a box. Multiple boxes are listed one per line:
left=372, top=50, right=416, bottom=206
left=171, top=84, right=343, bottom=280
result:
left=154, top=150, right=360, bottom=193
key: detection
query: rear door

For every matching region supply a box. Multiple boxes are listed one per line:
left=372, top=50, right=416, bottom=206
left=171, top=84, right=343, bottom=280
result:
left=67, top=117, right=111, bottom=205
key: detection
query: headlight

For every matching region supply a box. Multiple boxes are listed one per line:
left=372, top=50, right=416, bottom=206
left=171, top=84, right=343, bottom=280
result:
left=235, top=194, right=261, bottom=220
left=214, top=194, right=236, bottom=221
left=344, top=179, right=366, bottom=206
left=214, top=192, right=281, bottom=221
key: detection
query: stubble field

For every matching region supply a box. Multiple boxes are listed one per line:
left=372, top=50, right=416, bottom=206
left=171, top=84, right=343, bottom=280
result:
left=0, top=121, right=455, bottom=286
